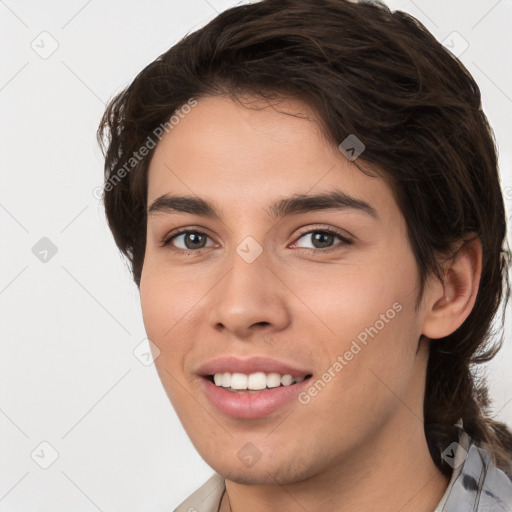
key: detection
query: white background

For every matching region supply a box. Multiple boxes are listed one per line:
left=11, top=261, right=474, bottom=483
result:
left=1, top=0, right=511, bottom=510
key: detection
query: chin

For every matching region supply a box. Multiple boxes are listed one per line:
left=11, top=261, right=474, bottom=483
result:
left=206, top=452, right=317, bottom=486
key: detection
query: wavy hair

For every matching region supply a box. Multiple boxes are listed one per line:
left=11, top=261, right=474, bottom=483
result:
left=97, top=0, right=512, bottom=476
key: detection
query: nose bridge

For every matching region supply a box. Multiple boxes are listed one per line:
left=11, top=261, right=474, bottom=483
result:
left=209, top=239, right=290, bottom=336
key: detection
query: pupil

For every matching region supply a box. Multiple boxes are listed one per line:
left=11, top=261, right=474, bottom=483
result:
left=313, top=232, right=333, bottom=248
left=185, top=233, right=206, bottom=249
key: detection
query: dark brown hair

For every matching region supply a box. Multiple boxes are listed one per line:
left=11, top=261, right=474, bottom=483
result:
left=97, top=0, right=512, bottom=475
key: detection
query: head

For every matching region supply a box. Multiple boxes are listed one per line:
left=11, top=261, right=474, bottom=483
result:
left=98, top=0, right=512, bottom=480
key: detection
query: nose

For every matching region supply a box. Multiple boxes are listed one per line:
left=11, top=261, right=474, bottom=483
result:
left=208, top=245, right=291, bottom=339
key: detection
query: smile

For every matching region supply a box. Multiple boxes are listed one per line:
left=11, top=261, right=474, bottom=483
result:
left=197, top=356, right=313, bottom=418
left=211, top=371, right=309, bottom=392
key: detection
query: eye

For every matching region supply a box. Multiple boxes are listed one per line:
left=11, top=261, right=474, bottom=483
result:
left=163, top=230, right=216, bottom=251
left=161, top=227, right=351, bottom=253
left=293, top=228, right=352, bottom=250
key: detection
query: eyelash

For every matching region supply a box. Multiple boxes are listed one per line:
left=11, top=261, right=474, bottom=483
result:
left=161, top=226, right=353, bottom=255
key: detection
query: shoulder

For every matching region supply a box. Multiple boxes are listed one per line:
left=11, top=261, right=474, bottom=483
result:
left=436, top=430, right=512, bottom=511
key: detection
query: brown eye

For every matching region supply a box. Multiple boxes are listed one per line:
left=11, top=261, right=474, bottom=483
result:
left=310, top=232, right=335, bottom=249
left=294, top=229, right=351, bottom=250
left=182, top=232, right=207, bottom=249
left=164, top=230, right=214, bottom=251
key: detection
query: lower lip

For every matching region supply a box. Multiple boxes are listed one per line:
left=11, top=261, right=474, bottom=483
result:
left=200, top=377, right=311, bottom=419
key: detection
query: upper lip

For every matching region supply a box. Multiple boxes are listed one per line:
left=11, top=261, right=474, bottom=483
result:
left=196, top=356, right=312, bottom=378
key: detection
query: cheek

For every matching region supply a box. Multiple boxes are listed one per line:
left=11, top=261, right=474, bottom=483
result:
left=291, top=254, right=417, bottom=346
left=139, top=269, right=194, bottom=410
left=139, top=268, right=190, bottom=391
left=293, top=241, right=421, bottom=394
left=139, top=261, right=213, bottom=390
left=139, top=272, right=169, bottom=342
left=139, top=263, right=200, bottom=342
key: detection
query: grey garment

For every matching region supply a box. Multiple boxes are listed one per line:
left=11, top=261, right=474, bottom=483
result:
left=435, top=429, right=512, bottom=511
left=174, top=430, right=512, bottom=512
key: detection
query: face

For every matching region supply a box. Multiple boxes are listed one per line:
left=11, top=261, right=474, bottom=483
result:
left=140, top=95, right=433, bottom=485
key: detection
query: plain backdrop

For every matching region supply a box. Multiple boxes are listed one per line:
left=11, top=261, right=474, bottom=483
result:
left=1, top=0, right=511, bottom=510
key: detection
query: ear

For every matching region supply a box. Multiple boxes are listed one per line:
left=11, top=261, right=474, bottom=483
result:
left=421, top=235, right=482, bottom=340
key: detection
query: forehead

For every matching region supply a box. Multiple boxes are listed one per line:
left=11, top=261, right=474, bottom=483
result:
left=147, top=95, right=397, bottom=221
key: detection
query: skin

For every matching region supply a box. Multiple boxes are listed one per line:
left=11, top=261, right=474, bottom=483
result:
left=140, top=95, right=482, bottom=512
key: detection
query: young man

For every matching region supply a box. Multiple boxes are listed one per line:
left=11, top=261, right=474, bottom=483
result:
left=98, top=0, right=512, bottom=510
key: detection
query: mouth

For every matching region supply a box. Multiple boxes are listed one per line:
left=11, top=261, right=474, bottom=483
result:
left=196, top=356, right=314, bottom=419
left=199, top=371, right=314, bottom=419
left=205, top=372, right=313, bottom=393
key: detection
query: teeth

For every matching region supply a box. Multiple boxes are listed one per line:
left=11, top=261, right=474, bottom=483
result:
left=230, top=373, right=247, bottom=390
left=212, top=372, right=307, bottom=391
left=266, top=373, right=281, bottom=388
left=221, top=373, right=231, bottom=387
left=247, top=372, right=267, bottom=390
left=280, top=374, right=293, bottom=386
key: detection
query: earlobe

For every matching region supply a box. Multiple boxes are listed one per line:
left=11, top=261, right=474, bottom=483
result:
left=421, top=236, right=482, bottom=340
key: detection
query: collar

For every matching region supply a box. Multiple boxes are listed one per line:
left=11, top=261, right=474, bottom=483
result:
left=434, top=429, right=512, bottom=511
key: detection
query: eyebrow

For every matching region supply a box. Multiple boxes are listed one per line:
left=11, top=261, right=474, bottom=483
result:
left=147, top=190, right=379, bottom=220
